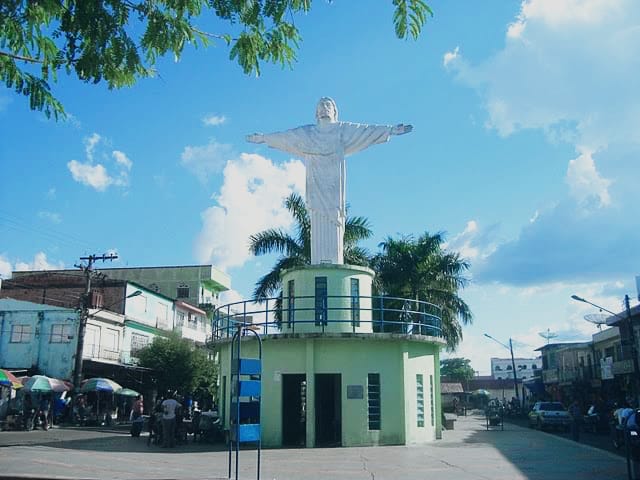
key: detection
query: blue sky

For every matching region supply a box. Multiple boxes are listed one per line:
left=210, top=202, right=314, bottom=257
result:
left=1, top=0, right=639, bottom=374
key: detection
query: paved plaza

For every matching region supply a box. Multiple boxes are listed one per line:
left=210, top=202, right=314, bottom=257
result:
left=0, top=413, right=627, bottom=480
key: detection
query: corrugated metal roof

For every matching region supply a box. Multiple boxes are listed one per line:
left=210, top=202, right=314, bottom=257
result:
left=0, top=298, right=74, bottom=312
left=441, top=382, right=464, bottom=393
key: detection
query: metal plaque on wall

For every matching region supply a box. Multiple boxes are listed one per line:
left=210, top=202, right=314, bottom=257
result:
left=347, top=385, right=364, bottom=399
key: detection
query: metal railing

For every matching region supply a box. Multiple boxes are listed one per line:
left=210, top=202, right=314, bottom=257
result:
left=82, top=344, right=120, bottom=362
left=211, top=295, right=443, bottom=340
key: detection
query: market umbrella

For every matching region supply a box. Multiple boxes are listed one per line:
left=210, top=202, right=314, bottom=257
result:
left=81, top=378, right=123, bottom=424
left=81, top=377, right=122, bottom=393
left=115, top=388, right=140, bottom=397
left=23, top=375, right=72, bottom=393
left=472, top=389, right=491, bottom=396
left=0, top=369, right=22, bottom=389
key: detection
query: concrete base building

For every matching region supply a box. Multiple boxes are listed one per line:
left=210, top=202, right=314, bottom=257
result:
left=213, top=264, right=445, bottom=448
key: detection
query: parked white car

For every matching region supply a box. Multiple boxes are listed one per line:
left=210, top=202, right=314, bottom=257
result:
left=528, top=402, right=571, bottom=430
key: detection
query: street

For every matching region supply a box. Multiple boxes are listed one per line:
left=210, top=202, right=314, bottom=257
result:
left=0, top=412, right=628, bottom=480
left=503, top=413, right=624, bottom=458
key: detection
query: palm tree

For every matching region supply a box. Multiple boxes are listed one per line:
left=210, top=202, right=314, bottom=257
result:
left=371, top=232, right=473, bottom=350
left=249, top=193, right=373, bottom=300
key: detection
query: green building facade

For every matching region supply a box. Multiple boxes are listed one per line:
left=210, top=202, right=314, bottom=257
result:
left=212, top=264, right=444, bottom=448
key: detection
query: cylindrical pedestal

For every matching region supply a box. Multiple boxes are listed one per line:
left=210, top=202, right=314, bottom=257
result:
left=281, top=264, right=374, bottom=334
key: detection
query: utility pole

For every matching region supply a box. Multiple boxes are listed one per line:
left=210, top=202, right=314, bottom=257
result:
left=72, top=253, right=118, bottom=391
left=508, top=338, right=521, bottom=408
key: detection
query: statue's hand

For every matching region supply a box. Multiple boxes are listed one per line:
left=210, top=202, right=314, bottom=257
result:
left=246, top=133, right=265, bottom=144
left=392, top=124, right=413, bottom=135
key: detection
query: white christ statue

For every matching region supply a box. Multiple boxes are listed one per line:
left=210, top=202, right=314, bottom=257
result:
left=247, top=97, right=412, bottom=265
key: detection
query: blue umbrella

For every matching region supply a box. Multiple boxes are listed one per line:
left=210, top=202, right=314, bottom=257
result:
left=81, top=377, right=122, bottom=393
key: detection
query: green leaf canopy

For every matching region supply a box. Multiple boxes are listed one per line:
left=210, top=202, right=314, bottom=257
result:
left=0, top=1, right=432, bottom=119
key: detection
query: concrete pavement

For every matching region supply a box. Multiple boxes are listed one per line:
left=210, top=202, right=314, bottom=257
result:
left=0, top=412, right=628, bottom=479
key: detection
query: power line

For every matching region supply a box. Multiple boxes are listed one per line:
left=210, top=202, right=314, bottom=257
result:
left=0, top=210, right=94, bottom=251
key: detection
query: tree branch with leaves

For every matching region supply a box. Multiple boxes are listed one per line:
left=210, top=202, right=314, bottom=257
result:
left=1, top=0, right=432, bottom=119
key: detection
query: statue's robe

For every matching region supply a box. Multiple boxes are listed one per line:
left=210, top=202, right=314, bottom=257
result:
left=261, top=122, right=393, bottom=264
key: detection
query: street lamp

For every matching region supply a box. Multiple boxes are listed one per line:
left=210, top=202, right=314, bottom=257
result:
left=571, top=293, right=639, bottom=403
left=72, top=289, right=143, bottom=390
left=484, top=333, right=520, bottom=407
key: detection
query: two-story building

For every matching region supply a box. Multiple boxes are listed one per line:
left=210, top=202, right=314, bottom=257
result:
left=605, top=301, right=640, bottom=402
left=93, top=264, right=230, bottom=311
left=536, top=342, right=593, bottom=402
left=0, top=298, right=79, bottom=380
left=1, top=271, right=214, bottom=383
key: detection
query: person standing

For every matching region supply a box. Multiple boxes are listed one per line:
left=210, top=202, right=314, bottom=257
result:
left=39, top=394, right=51, bottom=431
left=132, top=395, right=144, bottom=419
left=569, top=400, right=581, bottom=442
left=130, top=395, right=144, bottom=437
left=161, top=394, right=180, bottom=448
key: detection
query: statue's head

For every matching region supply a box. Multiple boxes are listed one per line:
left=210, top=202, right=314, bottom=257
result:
left=315, top=97, right=338, bottom=123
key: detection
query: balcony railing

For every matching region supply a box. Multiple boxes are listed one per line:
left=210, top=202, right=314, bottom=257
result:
left=83, top=344, right=120, bottom=362
left=211, top=295, right=443, bottom=340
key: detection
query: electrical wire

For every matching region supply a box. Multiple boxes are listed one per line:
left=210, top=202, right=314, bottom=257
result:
left=0, top=210, right=94, bottom=251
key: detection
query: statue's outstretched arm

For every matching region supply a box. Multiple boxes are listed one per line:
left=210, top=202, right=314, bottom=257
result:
left=246, top=133, right=265, bottom=144
left=391, top=124, right=413, bottom=135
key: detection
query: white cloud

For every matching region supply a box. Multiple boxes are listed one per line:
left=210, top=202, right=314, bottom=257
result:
left=475, top=199, right=640, bottom=285
left=515, top=0, right=622, bottom=28
left=445, top=0, right=640, bottom=288
left=194, top=153, right=305, bottom=270
left=38, top=211, right=62, bottom=224
left=112, top=151, right=132, bottom=170
left=67, top=160, right=112, bottom=191
left=180, top=139, right=233, bottom=183
left=64, top=113, right=82, bottom=129
left=0, top=255, right=12, bottom=278
left=443, top=47, right=460, bottom=67
left=451, top=279, right=624, bottom=374
left=446, top=0, right=640, bottom=148
left=219, top=289, right=246, bottom=305
left=14, top=252, right=64, bottom=272
left=67, top=134, right=133, bottom=191
left=445, top=220, right=500, bottom=263
left=202, top=114, right=227, bottom=127
left=46, top=188, right=56, bottom=199
left=85, top=133, right=101, bottom=162
left=566, top=147, right=612, bottom=208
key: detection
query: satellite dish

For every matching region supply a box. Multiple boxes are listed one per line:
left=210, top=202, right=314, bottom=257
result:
left=584, top=313, right=608, bottom=330
left=538, top=329, right=558, bottom=344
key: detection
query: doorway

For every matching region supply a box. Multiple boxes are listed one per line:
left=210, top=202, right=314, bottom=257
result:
left=315, top=373, right=342, bottom=447
left=282, top=374, right=307, bottom=447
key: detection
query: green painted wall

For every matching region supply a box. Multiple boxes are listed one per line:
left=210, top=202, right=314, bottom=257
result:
left=403, top=343, right=437, bottom=443
left=217, top=333, right=442, bottom=448
left=281, top=264, right=374, bottom=334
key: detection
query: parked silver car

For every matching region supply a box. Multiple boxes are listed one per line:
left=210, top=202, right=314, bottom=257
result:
left=528, top=402, right=571, bottom=430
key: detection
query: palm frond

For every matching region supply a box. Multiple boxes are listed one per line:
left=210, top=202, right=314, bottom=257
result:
left=249, top=229, right=302, bottom=257
left=372, top=230, right=473, bottom=349
left=344, top=246, right=371, bottom=267
left=344, top=215, right=373, bottom=245
left=252, top=255, right=307, bottom=301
